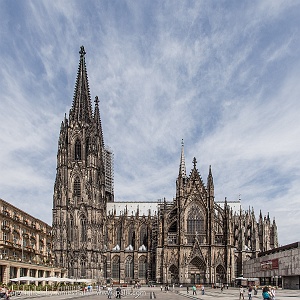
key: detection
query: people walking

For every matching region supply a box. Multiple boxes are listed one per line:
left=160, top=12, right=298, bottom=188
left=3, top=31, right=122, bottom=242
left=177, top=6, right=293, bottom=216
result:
left=192, top=285, right=197, bottom=295
left=116, top=286, right=122, bottom=299
left=248, top=286, right=253, bottom=300
left=239, top=286, right=245, bottom=300
left=107, top=286, right=112, bottom=299
left=201, top=285, right=205, bottom=295
left=270, top=287, right=276, bottom=300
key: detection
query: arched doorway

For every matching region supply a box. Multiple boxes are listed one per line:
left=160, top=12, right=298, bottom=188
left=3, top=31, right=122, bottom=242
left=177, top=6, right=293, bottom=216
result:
left=189, top=256, right=206, bottom=284
left=169, top=264, right=179, bottom=284
left=216, top=264, right=226, bottom=285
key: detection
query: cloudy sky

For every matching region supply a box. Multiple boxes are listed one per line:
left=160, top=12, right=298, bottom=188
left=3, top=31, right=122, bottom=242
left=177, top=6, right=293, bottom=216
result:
left=0, top=1, right=299, bottom=246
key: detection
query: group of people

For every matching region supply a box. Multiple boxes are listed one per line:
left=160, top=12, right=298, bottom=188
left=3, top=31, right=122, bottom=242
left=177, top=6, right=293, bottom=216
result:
left=239, top=285, right=275, bottom=300
left=107, top=286, right=122, bottom=299
left=186, top=285, right=205, bottom=295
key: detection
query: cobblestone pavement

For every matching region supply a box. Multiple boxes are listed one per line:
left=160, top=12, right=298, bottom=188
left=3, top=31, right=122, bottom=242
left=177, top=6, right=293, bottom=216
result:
left=8, top=286, right=300, bottom=300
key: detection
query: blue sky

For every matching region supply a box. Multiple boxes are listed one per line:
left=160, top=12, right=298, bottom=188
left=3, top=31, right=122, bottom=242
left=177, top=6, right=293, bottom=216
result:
left=0, top=1, right=299, bottom=246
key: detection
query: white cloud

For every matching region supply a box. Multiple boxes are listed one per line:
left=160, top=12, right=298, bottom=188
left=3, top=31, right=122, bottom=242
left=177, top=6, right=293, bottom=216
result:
left=0, top=1, right=300, bottom=245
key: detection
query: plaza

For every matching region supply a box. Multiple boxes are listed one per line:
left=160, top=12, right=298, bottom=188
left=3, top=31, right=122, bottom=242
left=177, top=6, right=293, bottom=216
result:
left=7, top=286, right=300, bottom=300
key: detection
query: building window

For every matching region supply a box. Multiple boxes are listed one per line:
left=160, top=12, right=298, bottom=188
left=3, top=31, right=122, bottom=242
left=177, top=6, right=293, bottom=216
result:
left=80, top=217, right=87, bottom=242
left=3, top=232, right=8, bottom=241
left=187, top=207, right=204, bottom=234
left=103, top=256, right=107, bottom=279
left=80, top=258, right=86, bottom=277
left=125, top=256, right=133, bottom=279
left=69, top=216, right=74, bottom=241
left=112, top=256, right=120, bottom=280
left=74, top=177, right=81, bottom=197
left=116, top=224, right=122, bottom=247
left=138, top=256, right=147, bottom=279
left=139, top=224, right=147, bottom=246
left=128, top=224, right=135, bottom=249
left=75, top=139, right=81, bottom=160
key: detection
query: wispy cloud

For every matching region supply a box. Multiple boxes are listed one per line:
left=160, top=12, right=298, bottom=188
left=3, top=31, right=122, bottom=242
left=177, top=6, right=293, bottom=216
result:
left=0, top=1, right=300, bottom=245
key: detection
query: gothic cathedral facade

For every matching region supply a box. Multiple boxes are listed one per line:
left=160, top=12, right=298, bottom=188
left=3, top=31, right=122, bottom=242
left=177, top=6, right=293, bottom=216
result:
left=52, top=47, right=278, bottom=285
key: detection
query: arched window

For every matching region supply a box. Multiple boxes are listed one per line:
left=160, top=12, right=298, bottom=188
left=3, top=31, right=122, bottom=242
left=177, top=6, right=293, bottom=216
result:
left=75, top=139, right=81, bottom=160
left=128, top=224, right=135, bottom=249
left=80, top=257, right=86, bottom=277
left=139, top=224, right=147, bottom=246
left=125, top=256, right=134, bottom=279
left=187, top=206, right=204, bottom=234
left=103, top=256, right=107, bottom=279
left=69, top=216, right=74, bottom=241
left=138, top=256, right=147, bottom=279
left=115, top=224, right=122, bottom=247
left=69, top=260, right=74, bottom=277
left=80, top=217, right=87, bottom=242
left=74, top=177, right=81, bottom=197
left=112, top=256, right=120, bottom=280
left=85, top=137, right=90, bottom=160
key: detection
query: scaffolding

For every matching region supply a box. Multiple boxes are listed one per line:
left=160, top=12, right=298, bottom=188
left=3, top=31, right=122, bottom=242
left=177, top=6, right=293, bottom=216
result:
left=104, top=146, right=114, bottom=200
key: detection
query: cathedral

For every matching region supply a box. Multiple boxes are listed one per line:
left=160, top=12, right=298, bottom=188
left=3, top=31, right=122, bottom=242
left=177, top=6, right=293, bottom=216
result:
left=52, top=46, right=278, bottom=285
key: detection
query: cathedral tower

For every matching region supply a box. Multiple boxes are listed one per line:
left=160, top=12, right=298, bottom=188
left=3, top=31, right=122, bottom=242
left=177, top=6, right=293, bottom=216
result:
left=52, top=46, right=113, bottom=280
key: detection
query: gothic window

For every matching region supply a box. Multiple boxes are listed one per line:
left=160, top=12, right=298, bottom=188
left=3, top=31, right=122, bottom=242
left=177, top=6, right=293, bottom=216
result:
left=80, top=217, right=87, bottom=242
left=115, top=224, right=122, bottom=247
left=74, top=177, right=81, bottom=197
left=80, top=258, right=86, bottom=277
left=128, top=224, right=135, bottom=249
left=103, top=256, right=107, bottom=279
left=85, top=137, right=90, bottom=160
left=139, top=224, right=147, bottom=246
left=187, top=207, right=204, bottom=234
left=168, top=222, right=177, bottom=245
left=75, top=139, right=81, bottom=160
left=69, top=216, right=74, bottom=241
left=125, top=256, right=134, bottom=278
left=69, top=260, right=74, bottom=277
left=112, top=256, right=120, bottom=280
left=138, top=256, right=147, bottom=279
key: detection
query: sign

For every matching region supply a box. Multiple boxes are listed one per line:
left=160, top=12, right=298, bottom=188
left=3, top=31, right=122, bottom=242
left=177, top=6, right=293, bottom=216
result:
left=260, top=259, right=279, bottom=270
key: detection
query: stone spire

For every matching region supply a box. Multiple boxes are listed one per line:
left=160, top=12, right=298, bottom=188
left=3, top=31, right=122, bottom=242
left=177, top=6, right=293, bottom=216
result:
left=70, top=46, right=93, bottom=124
left=179, top=139, right=186, bottom=178
left=94, top=96, right=104, bottom=146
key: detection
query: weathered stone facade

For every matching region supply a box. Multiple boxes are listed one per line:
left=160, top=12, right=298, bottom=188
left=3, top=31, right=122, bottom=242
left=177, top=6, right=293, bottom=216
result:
left=52, top=46, right=278, bottom=285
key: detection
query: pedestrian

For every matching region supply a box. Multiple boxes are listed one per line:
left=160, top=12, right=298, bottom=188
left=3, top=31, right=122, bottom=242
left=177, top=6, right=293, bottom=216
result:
left=270, top=287, right=276, bottom=300
left=221, top=284, right=224, bottom=292
left=262, top=286, right=271, bottom=299
left=239, top=286, right=245, bottom=300
left=226, top=283, right=229, bottom=289
left=254, top=286, right=258, bottom=295
left=192, top=285, right=197, bottom=295
left=116, top=286, right=122, bottom=299
left=160, top=285, right=163, bottom=291
left=248, top=286, right=252, bottom=300
left=201, top=285, right=205, bottom=295
left=107, top=286, right=112, bottom=299
left=187, top=286, right=189, bottom=294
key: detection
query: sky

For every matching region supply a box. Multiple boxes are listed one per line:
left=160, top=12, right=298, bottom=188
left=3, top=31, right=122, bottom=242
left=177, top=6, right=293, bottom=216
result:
left=0, top=0, right=299, bottom=246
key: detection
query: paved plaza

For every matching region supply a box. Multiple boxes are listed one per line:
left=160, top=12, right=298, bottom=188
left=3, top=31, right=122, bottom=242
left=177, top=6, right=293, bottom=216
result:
left=8, top=286, right=300, bottom=300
